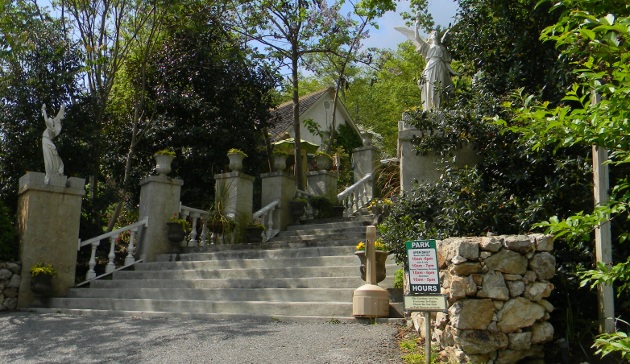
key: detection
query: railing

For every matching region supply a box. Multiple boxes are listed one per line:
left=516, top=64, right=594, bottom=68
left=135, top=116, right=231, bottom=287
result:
left=77, top=217, right=149, bottom=284
left=179, top=204, right=209, bottom=247
left=252, top=199, right=281, bottom=242
left=337, top=173, right=372, bottom=217
left=295, top=189, right=317, bottom=219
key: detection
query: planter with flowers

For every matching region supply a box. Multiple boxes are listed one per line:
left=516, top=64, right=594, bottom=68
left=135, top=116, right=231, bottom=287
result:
left=30, top=262, right=56, bottom=304
left=166, top=214, right=190, bottom=261
left=314, top=151, right=332, bottom=171
left=246, top=222, right=265, bottom=243
left=271, top=151, right=289, bottom=172
left=367, top=198, right=393, bottom=225
left=154, top=148, right=176, bottom=176
left=355, top=240, right=389, bottom=284
left=227, top=148, right=247, bottom=172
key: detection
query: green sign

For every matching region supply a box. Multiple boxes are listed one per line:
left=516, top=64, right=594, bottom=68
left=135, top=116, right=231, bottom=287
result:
left=405, top=240, right=440, bottom=294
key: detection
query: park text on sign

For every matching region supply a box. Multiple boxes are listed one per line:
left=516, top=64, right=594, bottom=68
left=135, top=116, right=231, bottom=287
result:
left=406, top=240, right=440, bottom=294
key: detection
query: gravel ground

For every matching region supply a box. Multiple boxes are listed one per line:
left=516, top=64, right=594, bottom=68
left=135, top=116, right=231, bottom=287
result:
left=0, top=312, right=404, bottom=364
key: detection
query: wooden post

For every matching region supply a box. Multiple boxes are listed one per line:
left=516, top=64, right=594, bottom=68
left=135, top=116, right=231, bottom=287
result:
left=592, top=90, right=615, bottom=333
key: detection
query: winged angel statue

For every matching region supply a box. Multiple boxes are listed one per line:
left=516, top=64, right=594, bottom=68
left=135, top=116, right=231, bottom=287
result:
left=395, top=21, right=458, bottom=111
left=41, top=103, right=65, bottom=183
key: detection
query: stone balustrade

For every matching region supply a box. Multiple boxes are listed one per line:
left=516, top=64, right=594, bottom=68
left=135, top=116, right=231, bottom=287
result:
left=0, top=262, right=21, bottom=311
left=410, top=234, right=555, bottom=364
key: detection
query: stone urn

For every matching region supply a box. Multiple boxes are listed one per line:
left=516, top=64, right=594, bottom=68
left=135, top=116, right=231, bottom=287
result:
left=361, top=132, right=373, bottom=147
left=355, top=250, right=389, bottom=284
left=30, top=273, right=54, bottom=306
left=154, top=154, right=175, bottom=176
left=166, top=222, right=185, bottom=262
left=315, top=154, right=332, bottom=170
left=289, top=200, right=306, bottom=223
left=246, top=225, right=264, bottom=243
left=227, top=151, right=246, bottom=172
left=272, top=154, right=287, bottom=172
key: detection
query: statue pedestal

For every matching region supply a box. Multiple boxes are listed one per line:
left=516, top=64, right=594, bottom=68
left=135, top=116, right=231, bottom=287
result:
left=16, top=172, right=85, bottom=308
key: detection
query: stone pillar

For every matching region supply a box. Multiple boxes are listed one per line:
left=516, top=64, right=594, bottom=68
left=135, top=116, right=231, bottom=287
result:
left=306, top=170, right=338, bottom=202
left=261, top=172, right=296, bottom=232
left=398, top=118, right=479, bottom=194
left=214, top=171, right=254, bottom=222
left=352, top=145, right=380, bottom=199
left=138, top=175, right=183, bottom=262
left=16, top=172, right=85, bottom=308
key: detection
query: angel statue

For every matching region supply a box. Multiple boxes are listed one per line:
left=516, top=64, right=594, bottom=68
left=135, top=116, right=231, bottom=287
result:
left=395, top=20, right=458, bottom=111
left=41, top=103, right=65, bottom=183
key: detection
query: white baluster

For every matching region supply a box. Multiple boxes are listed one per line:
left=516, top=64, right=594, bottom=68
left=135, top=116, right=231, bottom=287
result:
left=125, top=228, right=136, bottom=266
left=106, top=235, right=116, bottom=273
left=188, top=212, right=199, bottom=247
left=86, top=242, right=98, bottom=280
left=199, top=218, right=207, bottom=246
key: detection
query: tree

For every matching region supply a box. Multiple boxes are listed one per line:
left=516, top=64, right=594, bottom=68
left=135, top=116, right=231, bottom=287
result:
left=508, top=1, right=630, bottom=359
left=0, top=1, right=87, bottom=210
left=115, top=3, right=278, bottom=207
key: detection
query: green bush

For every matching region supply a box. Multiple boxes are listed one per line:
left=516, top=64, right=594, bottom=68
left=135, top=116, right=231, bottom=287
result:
left=0, top=201, right=18, bottom=261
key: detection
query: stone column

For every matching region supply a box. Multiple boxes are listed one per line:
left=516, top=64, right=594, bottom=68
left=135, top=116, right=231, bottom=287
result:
left=261, top=172, right=296, bottom=232
left=214, top=171, right=254, bottom=222
left=398, top=115, right=480, bottom=194
left=352, top=145, right=380, bottom=200
left=17, top=172, right=85, bottom=308
left=306, top=170, right=338, bottom=202
left=138, top=175, right=183, bottom=262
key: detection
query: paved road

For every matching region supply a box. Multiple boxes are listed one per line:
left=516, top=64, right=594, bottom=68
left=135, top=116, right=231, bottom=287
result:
left=0, top=312, right=403, bottom=363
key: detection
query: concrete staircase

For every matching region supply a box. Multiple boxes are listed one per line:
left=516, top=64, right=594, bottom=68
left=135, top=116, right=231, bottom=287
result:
left=45, top=219, right=402, bottom=321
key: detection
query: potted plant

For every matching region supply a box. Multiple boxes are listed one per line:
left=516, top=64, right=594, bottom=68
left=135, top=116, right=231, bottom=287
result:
left=246, top=222, right=265, bottom=243
left=367, top=198, right=393, bottom=225
left=166, top=213, right=190, bottom=246
left=30, top=262, right=56, bottom=298
left=227, top=148, right=247, bottom=172
left=308, top=195, right=334, bottom=219
left=154, top=148, right=176, bottom=176
left=271, top=151, right=289, bottom=172
left=289, top=197, right=307, bottom=223
left=314, top=151, right=332, bottom=170
left=355, top=240, right=390, bottom=284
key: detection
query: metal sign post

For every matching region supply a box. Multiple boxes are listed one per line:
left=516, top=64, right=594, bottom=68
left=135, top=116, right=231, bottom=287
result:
left=404, top=240, right=446, bottom=364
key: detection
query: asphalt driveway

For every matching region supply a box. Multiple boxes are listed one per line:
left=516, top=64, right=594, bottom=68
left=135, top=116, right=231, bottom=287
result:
left=0, top=312, right=403, bottom=363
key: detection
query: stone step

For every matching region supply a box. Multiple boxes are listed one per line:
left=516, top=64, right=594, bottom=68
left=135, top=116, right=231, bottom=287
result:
left=89, top=276, right=396, bottom=289
left=284, top=220, right=368, bottom=232
left=166, top=245, right=361, bottom=262
left=48, top=297, right=354, bottom=317
left=66, top=287, right=356, bottom=302
left=111, top=264, right=400, bottom=280
left=141, top=255, right=398, bottom=270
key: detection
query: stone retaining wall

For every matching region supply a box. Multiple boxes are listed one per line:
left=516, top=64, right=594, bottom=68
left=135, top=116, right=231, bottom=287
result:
left=410, top=234, right=555, bottom=364
left=0, top=261, right=21, bottom=311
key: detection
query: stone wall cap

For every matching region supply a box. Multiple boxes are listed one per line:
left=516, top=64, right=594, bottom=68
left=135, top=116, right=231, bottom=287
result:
left=306, top=170, right=339, bottom=177
left=19, top=172, right=85, bottom=196
left=214, top=171, right=254, bottom=181
left=261, top=172, right=295, bottom=179
left=139, top=175, right=184, bottom=187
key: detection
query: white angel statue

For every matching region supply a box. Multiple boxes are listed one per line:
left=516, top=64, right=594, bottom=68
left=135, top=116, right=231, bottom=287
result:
left=395, top=20, right=458, bottom=111
left=41, top=103, right=65, bottom=183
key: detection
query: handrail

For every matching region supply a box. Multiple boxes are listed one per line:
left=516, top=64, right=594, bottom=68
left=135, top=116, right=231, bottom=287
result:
left=336, top=173, right=373, bottom=217
left=253, top=199, right=281, bottom=242
left=78, top=217, right=149, bottom=249
left=253, top=199, right=280, bottom=220
left=337, top=173, right=372, bottom=200
left=77, top=217, right=149, bottom=282
left=180, top=204, right=209, bottom=247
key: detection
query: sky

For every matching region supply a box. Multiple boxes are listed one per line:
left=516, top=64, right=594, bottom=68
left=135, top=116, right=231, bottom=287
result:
left=363, top=0, right=459, bottom=50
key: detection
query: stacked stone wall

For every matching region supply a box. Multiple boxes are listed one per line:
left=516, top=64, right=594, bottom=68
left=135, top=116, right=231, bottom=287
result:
left=411, top=234, right=555, bottom=364
left=0, top=261, right=21, bottom=311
